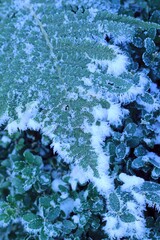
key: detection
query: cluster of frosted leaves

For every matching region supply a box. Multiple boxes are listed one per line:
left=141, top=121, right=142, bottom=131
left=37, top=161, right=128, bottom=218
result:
left=0, top=130, right=107, bottom=239
left=106, top=181, right=160, bottom=239
left=0, top=0, right=160, bottom=176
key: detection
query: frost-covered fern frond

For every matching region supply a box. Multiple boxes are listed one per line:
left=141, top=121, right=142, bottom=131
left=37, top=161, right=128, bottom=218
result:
left=0, top=0, right=160, bottom=194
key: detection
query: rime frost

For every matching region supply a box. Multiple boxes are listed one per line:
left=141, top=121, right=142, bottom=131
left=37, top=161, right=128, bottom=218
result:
left=6, top=102, right=39, bottom=134
left=106, top=53, right=128, bottom=76
left=119, top=173, right=144, bottom=191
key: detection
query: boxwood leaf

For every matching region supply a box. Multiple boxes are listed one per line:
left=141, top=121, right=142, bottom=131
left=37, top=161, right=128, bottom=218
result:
left=144, top=37, right=156, bottom=54
left=142, top=52, right=152, bottom=66
left=106, top=142, right=116, bottom=156
left=44, top=223, right=59, bottom=237
left=0, top=214, right=11, bottom=224
left=131, top=157, right=145, bottom=169
left=139, top=93, right=154, bottom=105
left=124, top=123, right=137, bottom=136
left=90, top=217, right=100, bottom=229
left=23, top=213, right=37, bottom=222
left=120, top=212, right=136, bottom=223
left=28, top=217, right=43, bottom=230
left=1, top=159, right=11, bottom=168
left=146, top=216, right=155, bottom=228
left=39, top=196, right=52, bottom=209
left=134, top=145, right=147, bottom=157
left=40, top=228, right=49, bottom=240
left=108, top=192, right=120, bottom=212
left=12, top=177, right=25, bottom=194
left=23, top=150, right=35, bottom=164
left=63, top=220, right=77, bottom=230
left=39, top=173, right=51, bottom=186
left=151, top=167, right=160, bottom=180
left=47, top=207, right=60, bottom=222
left=127, top=137, right=140, bottom=148
left=147, top=153, right=160, bottom=168
left=116, top=143, right=127, bottom=159
left=24, top=150, right=43, bottom=167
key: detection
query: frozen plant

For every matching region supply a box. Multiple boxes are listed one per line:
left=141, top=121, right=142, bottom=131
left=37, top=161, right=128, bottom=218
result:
left=0, top=0, right=160, bottom=239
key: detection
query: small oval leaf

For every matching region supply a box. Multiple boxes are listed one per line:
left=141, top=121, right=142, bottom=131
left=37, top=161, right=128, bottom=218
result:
left=116, top=143, right=127, bottom=159
left=28, top=217, right=43, bottom=230
left=131, top=157, right=145, bottom=169
left=109, top=192, right=120, bottom=212
left=120, top=212, right=136, bottom=223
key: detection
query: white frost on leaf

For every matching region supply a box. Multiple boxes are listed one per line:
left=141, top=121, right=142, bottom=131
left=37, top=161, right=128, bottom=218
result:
left=24, top=43, right=34, bottom=55
left=106, top=53, right=128, bottom=76
left=106, top=103, right=129, bottom=126
left=114, top=34, right=131, bottom=45
left=54, top=0, right=63, bottom=8
left=51, top=178, right=66, bottom=192
left=0, top=112, right=8, bottom=127
left=119, top=73, right=149, bottom=104
left=147, top=152, right=160, bottom=165
left=81, top=77, right=93, bottom=86
left=150, top=82, right=159, bottom=93
left=60, top=197, right=81, bottom=217
left=119, top=173, right=144, bottom=191
left=89, top=160, right=113, bottom=195
left=69, top=165, right=88, bottom=191
left=132, top=192, right=146, bottom=206
left=14, top=0, right=30, bottom=9
left=87, top=45, right=128, bottom=76
left=6, top=101, right=39, bottom=134
left=27, top=119, right=41, bottom=131
left=88, top=8, right=98, bottom=21
left=72, top=215, right=80, bottom=224
left=90, top=121, right=111, bottom=148
left=155, top=134, right=160, bottom=144
left=126, top=200, right=145, bottom=216
left=81, top=112, right=114, bottom=194
left=137, top=96, right=159, bottom=113
left=87, top=62, right=97, bottom=73
left=60, top=198, right=74, bottom=216
left=51, top=140, right=71, bottom=163
left=103, top=214, right=146, bottom=240
left=92, top=105, right=108, bottom=121
left=1, top=136, right=11, bottom=144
